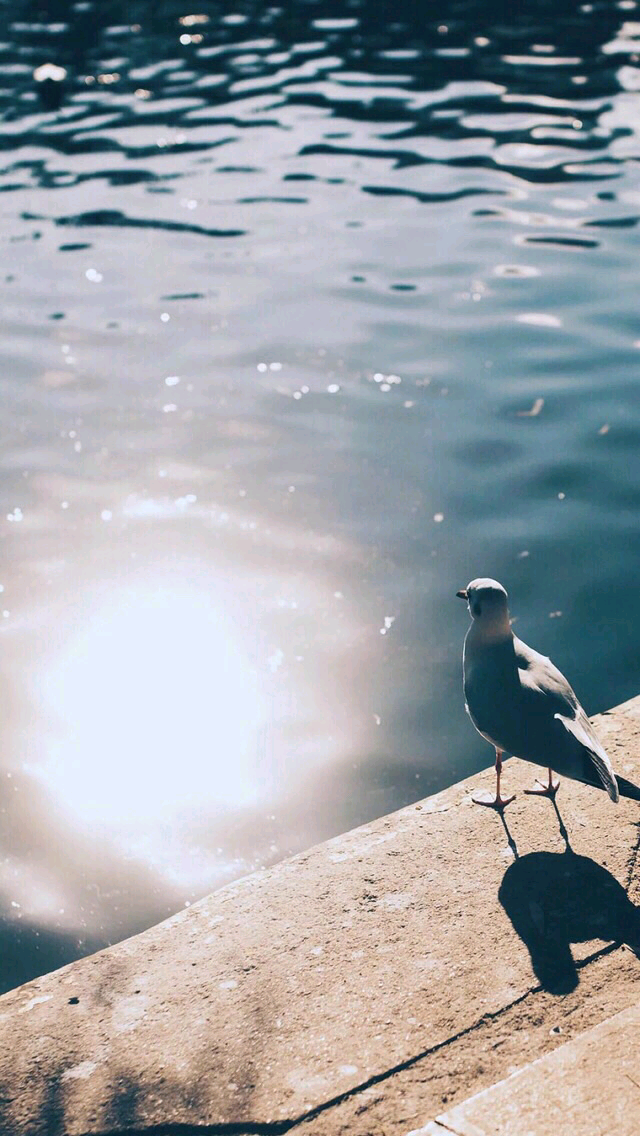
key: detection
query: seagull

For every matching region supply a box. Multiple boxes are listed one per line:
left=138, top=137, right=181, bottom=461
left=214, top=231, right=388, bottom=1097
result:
left=457, top=577, right=640, bottom=809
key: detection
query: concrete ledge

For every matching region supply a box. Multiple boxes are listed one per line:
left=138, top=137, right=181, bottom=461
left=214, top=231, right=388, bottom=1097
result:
left=1, top=698, right=640, bottom=1135
left=415, top=1001, right=640, bottom=1136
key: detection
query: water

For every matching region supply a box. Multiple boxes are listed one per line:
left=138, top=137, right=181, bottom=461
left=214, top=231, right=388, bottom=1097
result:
left=2, top=0, right=640, bottom=991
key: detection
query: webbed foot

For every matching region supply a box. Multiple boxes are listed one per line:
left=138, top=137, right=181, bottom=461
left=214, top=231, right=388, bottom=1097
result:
left=524, top=774, right=560, bottom=799
left=472, top=790, right=516, bottom=810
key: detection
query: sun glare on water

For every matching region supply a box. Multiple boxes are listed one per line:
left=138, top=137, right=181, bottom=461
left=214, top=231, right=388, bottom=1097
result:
left=37, top=580, right=265, bottom=835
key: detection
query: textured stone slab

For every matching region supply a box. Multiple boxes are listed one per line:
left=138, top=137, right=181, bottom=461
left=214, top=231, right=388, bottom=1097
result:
left=417, top=1001, right=640, bottom=1136
left=0, top=702, right=639, bottom=1135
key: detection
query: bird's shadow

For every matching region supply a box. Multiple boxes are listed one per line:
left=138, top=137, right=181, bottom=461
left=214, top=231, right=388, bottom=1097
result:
left=498, top=807, right=640, bottom=994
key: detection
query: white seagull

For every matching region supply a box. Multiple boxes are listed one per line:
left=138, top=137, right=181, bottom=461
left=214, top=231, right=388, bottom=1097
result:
left=457, top=577, right=640, bottom=809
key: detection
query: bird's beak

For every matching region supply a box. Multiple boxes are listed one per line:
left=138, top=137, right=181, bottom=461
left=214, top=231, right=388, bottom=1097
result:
left=456, top=589, right=468, bottom=600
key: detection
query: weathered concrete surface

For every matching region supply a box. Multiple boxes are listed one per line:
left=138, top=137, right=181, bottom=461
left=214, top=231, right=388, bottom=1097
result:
left=296, top=947, right=640, bottom=1136
left=415, top=1001, right=640, bottom=1136
left=0, top=697, right=639, bottom=1136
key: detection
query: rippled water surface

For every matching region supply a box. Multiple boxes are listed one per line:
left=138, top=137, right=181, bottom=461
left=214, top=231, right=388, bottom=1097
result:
left=2, top=0, right=640, bottom=989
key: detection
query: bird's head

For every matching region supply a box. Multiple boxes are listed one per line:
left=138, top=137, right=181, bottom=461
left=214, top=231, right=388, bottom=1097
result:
left=456, top=578, right=511, bottom=634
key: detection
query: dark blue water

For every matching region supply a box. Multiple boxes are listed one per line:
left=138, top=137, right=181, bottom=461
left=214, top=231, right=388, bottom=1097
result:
left=2, top=0, right=640, bottom=991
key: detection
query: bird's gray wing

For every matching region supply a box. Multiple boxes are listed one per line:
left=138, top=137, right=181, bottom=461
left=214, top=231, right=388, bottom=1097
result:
left=514, top=637, right=619, bottom=801
left=554, top=711, right=619, bottom=802
left=514, top=637, right=580, bottom=716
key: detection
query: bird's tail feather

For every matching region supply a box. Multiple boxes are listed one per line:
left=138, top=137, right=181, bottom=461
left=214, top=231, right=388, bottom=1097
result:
left=616, top=775, right=640, bottom=803
left=554, top=712, right=620, bottom=802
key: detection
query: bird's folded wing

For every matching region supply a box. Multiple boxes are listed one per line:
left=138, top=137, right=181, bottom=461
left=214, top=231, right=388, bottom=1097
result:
left=516, top=640, right=581, bottom=716
left=554, top=712, right=619, bottom=802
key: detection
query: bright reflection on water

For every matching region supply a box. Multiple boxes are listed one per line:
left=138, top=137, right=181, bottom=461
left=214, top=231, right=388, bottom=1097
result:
left=3, top=0, right=640, bottom=990
left=39, top=581, right=265, bottom=828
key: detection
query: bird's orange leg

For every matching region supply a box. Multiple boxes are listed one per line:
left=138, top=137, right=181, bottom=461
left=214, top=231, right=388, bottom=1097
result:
left=524, top=767, right=560, bottom=798
left=472, top=749, right=516, bottom=809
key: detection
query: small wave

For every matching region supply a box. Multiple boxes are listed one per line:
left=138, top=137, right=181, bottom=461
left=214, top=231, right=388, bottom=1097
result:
left=520, top=234, right=600, bottom=248
left=51, top=209, right=245, bottom=239
left=361, top=184, right=502, bottom=204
